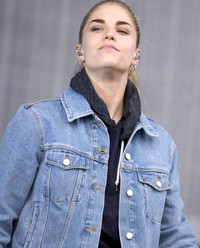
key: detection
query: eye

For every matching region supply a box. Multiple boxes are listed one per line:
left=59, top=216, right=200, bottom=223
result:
left=90, top=26, right=103, bottom=32
left=117, top=29, right=130, bottom=35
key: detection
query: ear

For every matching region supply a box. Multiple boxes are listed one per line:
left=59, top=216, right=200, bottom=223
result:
left=76, top=44, right=84, bottom=61
left=132, top=48, right=141, bottom=66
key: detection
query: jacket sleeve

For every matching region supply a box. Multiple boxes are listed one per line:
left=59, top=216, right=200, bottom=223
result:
left=0, top=106, right=42, bottom=246
left=159, top=148, right=198, bottom=247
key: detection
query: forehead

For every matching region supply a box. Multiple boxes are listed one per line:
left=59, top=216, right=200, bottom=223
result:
left=87, top=3, right=134, bottom=25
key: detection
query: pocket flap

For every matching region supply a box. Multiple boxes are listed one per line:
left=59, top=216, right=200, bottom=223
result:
left=138, top=171, right=172, bottom=191
left=45, top=150, right=88, bottom=170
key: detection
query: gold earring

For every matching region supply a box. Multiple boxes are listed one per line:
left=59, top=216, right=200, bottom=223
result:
left=129, top=63, right=136, bottom=72
left=76, top=49, right=83, bottom=57
left=76, top=44, right=83, bottom=57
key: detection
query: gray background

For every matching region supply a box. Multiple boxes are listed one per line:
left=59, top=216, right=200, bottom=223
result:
left=0, top=0, right=199, bottom=243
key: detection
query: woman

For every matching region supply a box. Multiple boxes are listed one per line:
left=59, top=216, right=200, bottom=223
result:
left=0, top=0, right=197, bottom=247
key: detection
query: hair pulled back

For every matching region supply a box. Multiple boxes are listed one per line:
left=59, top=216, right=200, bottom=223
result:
left=78, top=0, right=141, bottom=92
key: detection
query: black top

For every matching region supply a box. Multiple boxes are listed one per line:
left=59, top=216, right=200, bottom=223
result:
left=70, top=69, right=141, bottom=248
left=99, top=121, right=123, bottom=248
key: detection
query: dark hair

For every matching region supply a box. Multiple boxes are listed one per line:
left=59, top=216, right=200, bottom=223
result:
left=78, top=0, right=141, bottom=92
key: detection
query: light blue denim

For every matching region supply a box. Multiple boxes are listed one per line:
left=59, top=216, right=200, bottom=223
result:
left=0, top=88, right=197, bottom=247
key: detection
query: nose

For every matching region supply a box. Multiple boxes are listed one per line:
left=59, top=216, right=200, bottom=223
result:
left=105, top=34, right=115, bottom=40
left=104, top=28, right=115, bottom=40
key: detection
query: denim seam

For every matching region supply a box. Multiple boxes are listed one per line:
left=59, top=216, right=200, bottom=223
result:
left=23, top=106, right=44, bottom=147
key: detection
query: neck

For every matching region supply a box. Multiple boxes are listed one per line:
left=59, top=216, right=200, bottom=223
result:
left=85, top=67, right=128, bottom=123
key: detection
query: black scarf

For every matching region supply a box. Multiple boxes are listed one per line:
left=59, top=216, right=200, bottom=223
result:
left=70, top=69, right=141, bottom=140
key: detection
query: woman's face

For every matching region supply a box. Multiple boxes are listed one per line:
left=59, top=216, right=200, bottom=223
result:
left=80, top=3, right=139, bottom=75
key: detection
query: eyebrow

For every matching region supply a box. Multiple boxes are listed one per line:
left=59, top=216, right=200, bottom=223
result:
left=89, top=19, right=132, bottom=27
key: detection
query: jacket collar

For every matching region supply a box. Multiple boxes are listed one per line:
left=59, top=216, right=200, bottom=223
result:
left=69, top=69, right=141, bottom=140
left=137, top=113, right=159, bottom=137
left=61, top=69, right=158, bottom=138
left=61, top=87, right=93, bottom=121
left=61, top=88, right=158, bottom=138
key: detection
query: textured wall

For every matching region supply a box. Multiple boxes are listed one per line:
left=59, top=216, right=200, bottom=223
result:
left=0, top=0, right=199, bottom=242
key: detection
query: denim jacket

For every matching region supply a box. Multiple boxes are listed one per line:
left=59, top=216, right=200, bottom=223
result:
left=0, top=88, right=197, bottom=248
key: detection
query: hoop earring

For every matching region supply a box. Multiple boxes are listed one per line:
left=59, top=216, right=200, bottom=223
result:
left=78, top=59, right=85, bottom=69
left=129, top=64, right=137, bottom=72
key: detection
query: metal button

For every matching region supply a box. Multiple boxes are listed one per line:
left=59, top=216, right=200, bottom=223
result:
left=126, top=232, right=134, bottom=240
left=125, top=153, right=131, bottom=160
left=156, top=179, right=162, bottom=188
left=85, top=225, right=97, bottom=232
left=63, top=157, right=70, bottom=166
left=127, top=189, right=133, bottom=197
left=93, top=183, right=103, bottom=191
left=96, top=148, right=106, bottom=154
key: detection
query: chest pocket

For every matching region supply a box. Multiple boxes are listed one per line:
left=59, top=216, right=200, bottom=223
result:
left=45, top=150, right=88, bottom=203
left=138, top=170, right=172, bottom=223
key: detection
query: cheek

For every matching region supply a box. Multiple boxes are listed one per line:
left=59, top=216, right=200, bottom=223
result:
left=126, top=38, right=137, bottom=54
left=126, top=46, right=137, bottom=62
left=123, top=48, right=135, bottom=63
left=81, top=41, right=93, bottom=59
left=121, top=38, right=136, bottom=55
left=82, top=33, right=95, bottom=51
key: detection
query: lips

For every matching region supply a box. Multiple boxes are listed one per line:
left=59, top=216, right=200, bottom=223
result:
left=99, top=45, right=119, bottom=51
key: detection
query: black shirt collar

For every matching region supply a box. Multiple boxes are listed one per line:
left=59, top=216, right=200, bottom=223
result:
left=70, top=69, right=141, bottom=140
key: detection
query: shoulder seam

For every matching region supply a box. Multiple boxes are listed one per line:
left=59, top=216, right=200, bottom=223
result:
left=22, top=96, right=60, bottom=109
